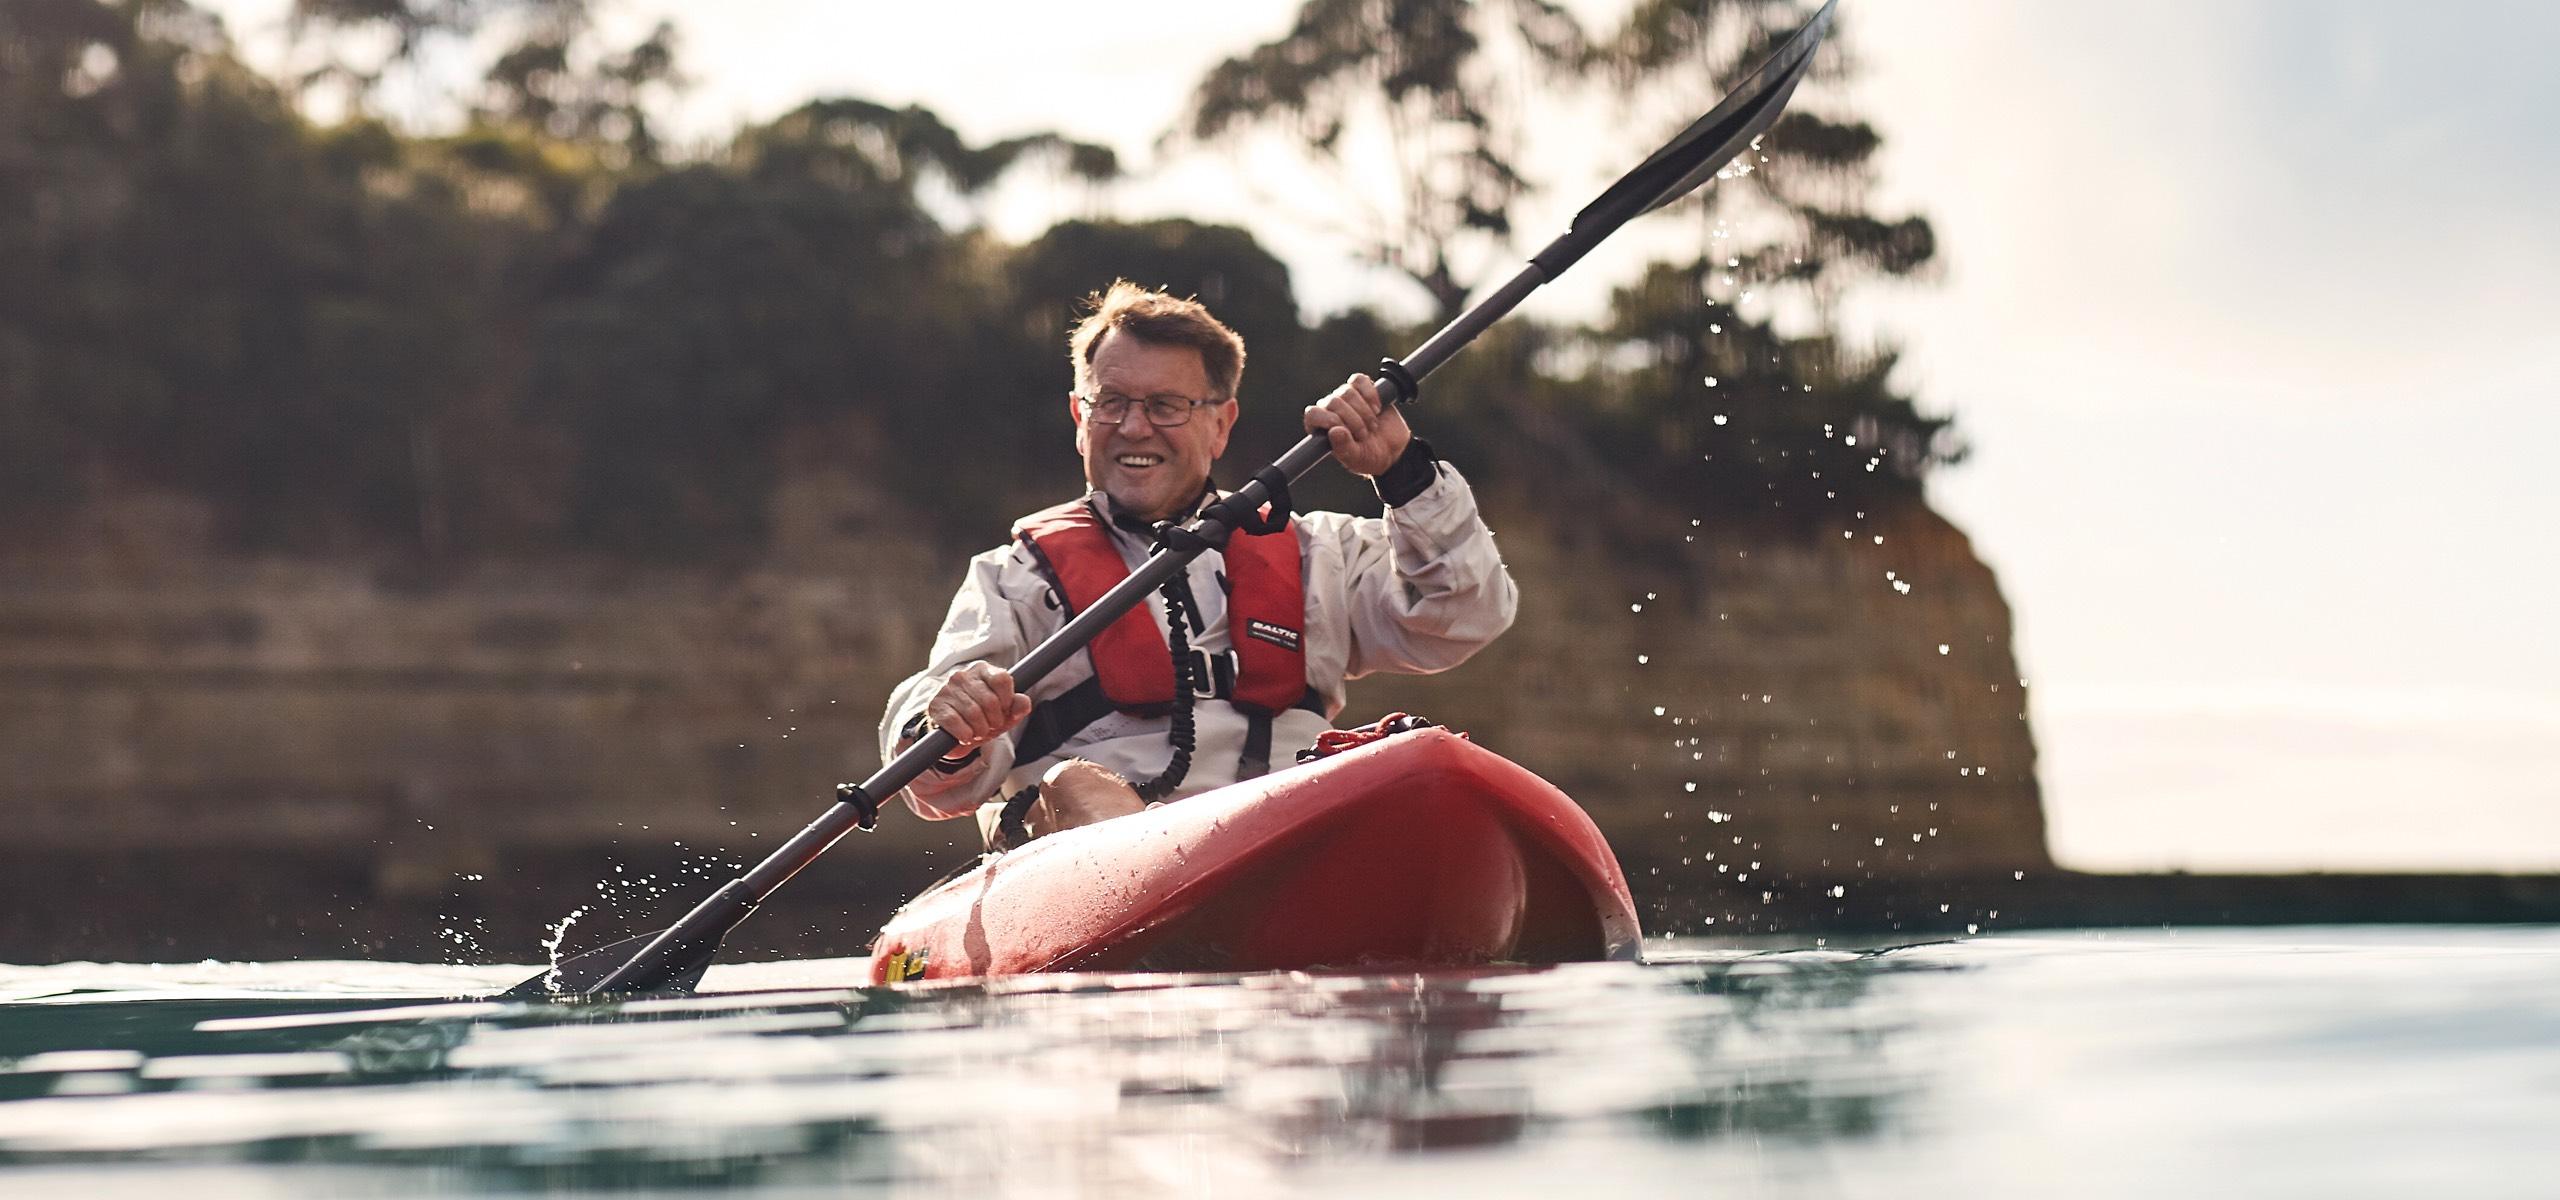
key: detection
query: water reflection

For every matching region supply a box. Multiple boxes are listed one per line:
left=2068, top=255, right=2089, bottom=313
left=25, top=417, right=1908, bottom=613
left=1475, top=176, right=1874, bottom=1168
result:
left=0, top=953, right=1944, bottom=1195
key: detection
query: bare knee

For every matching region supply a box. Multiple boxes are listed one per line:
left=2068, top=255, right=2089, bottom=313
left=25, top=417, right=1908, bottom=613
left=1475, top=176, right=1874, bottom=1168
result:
left=1036, top=759, right=1144, bottom=832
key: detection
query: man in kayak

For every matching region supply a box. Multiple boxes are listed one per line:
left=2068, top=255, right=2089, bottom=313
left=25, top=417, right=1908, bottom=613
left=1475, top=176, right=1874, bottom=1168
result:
left=880, top=281, right=1517, bottom=846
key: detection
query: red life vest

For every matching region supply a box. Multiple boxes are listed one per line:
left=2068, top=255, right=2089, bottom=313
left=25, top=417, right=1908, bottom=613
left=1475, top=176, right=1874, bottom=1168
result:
left=1013, top=498, right=1309, bottom=716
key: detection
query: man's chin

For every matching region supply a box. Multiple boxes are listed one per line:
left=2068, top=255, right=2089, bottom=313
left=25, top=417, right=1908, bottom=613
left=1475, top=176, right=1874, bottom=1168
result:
left=1111, top=496, right=1174, bottom=523
left=1102, top=479, right=1195, bottom=524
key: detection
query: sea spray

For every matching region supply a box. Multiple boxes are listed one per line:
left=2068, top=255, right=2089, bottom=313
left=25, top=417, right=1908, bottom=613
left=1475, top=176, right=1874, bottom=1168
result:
left=539, top=905, right=592, bottom=994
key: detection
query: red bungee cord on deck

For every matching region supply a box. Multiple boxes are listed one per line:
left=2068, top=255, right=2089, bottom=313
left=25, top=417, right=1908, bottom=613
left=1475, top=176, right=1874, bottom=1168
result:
left=1298, top=712, right=1464, bottom=762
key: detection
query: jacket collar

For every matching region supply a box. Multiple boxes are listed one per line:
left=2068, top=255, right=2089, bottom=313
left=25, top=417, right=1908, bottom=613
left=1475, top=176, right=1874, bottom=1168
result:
left=1089, top=484, right=1216, bottom=540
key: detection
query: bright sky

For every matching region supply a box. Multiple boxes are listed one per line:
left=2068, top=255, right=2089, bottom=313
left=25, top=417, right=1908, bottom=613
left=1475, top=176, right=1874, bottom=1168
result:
left=208, top=0, right=2560, bottom=872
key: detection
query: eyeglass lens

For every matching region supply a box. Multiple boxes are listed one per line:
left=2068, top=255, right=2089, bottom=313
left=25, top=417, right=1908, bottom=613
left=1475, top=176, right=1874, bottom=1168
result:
left=1086, top=396, right=1202, bottom=426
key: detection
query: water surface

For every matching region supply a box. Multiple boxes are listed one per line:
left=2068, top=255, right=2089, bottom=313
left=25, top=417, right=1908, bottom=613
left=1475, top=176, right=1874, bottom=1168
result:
left=3, top=927, right=2554, bottom=1197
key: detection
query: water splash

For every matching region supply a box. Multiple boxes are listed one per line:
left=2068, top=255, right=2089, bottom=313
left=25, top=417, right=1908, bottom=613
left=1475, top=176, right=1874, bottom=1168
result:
left=538, top=905, right=593, bottom=994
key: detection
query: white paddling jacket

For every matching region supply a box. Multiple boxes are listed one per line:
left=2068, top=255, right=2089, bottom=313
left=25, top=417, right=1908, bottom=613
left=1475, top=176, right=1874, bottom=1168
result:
left=879, top=459, right=1518, bottom=822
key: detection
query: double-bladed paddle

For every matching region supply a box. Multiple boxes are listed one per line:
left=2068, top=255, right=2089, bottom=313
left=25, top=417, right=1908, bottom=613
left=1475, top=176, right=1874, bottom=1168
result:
left=507, top=0, right=1837, bottom=1001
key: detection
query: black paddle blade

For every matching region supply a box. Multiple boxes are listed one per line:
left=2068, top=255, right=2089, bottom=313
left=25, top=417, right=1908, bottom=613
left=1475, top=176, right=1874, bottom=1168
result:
left=497, top=926, right=722, bottom=1002
left=1630, top=0, right=1833, bottom=216
left=1544, top=0, right=1835, bottom=272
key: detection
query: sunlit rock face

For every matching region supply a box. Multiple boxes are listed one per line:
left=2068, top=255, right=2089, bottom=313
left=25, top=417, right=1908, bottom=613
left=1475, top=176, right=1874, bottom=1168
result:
left=1360, top=497, right=2051, bottom=889
left=0, top=465, right=2042, bottom=955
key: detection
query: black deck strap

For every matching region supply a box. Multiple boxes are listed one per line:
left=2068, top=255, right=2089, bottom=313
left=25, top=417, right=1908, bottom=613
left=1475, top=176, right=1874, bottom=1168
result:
left=992, top=785, right=1039, bottom=852
left=1374, top=356, right=1421, bottom=407
left=1239, top=712, right=1275, bottom=780
left=834, top=782, right=881, bottom=831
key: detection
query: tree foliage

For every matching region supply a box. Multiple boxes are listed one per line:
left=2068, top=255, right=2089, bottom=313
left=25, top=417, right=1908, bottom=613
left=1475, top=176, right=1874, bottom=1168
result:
left=3, top=0, right=1960, bottom=566
left=1, top=0, right=532, bottom=547
left=1574, top=0, right=1954, bottom=517
left=528, top=98, right=1123, bottom=556
left=1, top=1, right=1133, bottom=557
left=1174, top=0, right=1957, bottom=520
left=1175, top=0, right=1585, bottom=321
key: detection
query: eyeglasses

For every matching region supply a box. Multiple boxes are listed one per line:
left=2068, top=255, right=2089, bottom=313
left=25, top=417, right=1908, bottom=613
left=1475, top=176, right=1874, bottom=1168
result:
left=1077, top=392, right=1223, bottom=428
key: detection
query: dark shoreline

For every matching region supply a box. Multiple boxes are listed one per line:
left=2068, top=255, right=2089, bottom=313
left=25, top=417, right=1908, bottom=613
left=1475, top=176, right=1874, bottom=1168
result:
left=1629, top=867, right=2560, bottom=939
left=5, top=848, right=2556, bottom=965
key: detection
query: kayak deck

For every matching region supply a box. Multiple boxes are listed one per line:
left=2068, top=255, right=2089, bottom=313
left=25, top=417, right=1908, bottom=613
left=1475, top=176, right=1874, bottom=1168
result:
left=869, top=729, right=1641, bottom=982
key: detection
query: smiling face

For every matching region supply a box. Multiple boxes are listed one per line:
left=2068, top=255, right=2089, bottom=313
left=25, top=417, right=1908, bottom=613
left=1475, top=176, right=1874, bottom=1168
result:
left=1073, top=329, right=1238, bottom=523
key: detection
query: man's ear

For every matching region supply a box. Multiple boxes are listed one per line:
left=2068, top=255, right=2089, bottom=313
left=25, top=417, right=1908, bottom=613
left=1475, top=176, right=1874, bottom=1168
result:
left=1207, top=397, right=1239, bottom=459
left=1067, top=392, right=1088, bottom=453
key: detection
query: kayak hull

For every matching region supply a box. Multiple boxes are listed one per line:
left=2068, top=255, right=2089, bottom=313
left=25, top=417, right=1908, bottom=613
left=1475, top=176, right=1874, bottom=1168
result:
left=867, top=729, right=1641, bottom=982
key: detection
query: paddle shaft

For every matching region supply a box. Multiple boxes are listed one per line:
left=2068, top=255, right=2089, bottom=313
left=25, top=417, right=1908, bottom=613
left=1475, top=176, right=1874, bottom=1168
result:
left=570, top=0, right=1836, bottom=995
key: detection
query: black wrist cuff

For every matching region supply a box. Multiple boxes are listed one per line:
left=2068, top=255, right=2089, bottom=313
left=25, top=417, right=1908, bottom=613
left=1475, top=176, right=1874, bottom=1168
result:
left=1372, top=435, right=1439, bottom=508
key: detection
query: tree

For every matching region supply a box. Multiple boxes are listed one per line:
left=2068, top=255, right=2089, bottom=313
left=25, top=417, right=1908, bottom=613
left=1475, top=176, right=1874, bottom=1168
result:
left=528, top=100, right=1121, bottom=556
left=287, top=0, right=679, bottom=166
left=478, top=12, right=680, bottom=164
left=0, top=0, right=534, bottom=551
left=1174, top=0, right=1586, bottom=322
left=1170, top=1, right=1956, bottom=529
left=1581, top=0, right=1955, bottom=518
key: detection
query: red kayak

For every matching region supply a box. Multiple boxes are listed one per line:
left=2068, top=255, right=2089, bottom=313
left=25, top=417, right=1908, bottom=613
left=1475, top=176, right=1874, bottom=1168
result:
left=868, top=727, right=1642, bottom=982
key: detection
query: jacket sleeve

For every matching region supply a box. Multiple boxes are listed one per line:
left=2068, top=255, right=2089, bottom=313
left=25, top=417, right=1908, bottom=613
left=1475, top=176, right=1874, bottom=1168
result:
left=1329, top=462, right=1519, bottom=679
left=877, top=546, right=1031, bottom=820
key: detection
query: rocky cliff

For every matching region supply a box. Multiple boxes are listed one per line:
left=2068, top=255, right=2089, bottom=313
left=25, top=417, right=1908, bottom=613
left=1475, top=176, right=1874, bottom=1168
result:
left=0, top=464, right=2045, bottom=959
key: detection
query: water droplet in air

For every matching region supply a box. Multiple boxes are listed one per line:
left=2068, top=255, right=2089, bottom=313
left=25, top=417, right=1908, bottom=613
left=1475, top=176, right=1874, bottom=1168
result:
left=1713, top=414, right=1729, bottom=425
